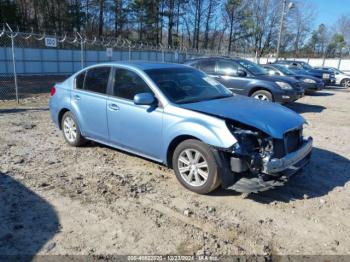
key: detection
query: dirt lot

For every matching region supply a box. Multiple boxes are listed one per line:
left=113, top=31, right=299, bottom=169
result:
left=1, top=88, right=350, bottom=258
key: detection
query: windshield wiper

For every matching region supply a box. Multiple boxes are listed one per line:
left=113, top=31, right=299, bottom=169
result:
left=178, top=94, right=232, bottom=104
left=210, top=94, right=232, bottom=100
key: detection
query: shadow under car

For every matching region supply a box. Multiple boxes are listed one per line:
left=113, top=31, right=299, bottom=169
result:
left=286, top=102, right=326, bottom=114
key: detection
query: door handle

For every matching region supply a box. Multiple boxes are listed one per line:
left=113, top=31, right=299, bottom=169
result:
left=108, top=103, right=119, bottom=111
left=73, top=95, right=81, bottom=101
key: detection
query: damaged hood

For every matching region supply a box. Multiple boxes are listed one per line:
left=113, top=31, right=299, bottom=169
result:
left=180, top=95, right=305, bottom=139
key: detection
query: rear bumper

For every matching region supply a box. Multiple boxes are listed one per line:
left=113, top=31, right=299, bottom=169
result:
left=263, top=137, right=313, bottom=174
left=49, top=98, right=60, bottom=128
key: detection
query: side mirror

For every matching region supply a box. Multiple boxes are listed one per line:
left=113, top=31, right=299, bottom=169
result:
left=237, top=69, right=247, bottom=77
left=134, top=92, right=156, bottom=106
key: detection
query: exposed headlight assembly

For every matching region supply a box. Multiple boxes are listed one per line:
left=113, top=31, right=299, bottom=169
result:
left=275, top=81, right=293, bottom=90
left=303, top=78, right=316, bottom=84
left=302, top=121, right=310, bottom=136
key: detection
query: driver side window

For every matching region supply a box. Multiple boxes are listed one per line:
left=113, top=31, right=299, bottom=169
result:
left=113, top=68, right=153, bottom=100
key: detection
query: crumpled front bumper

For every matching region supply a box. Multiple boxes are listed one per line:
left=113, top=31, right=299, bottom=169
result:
left=263, top=137, right=313, bottom=174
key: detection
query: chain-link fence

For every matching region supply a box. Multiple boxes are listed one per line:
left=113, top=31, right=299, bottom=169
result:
left=1, top=24, right=350, bottom=102
left=0, top=25, right=210, bottom=102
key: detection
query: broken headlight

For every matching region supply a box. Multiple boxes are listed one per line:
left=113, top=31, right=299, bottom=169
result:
left=227, top=121, right=274, bottom=174
left=302, top=122, right=309, bottom=137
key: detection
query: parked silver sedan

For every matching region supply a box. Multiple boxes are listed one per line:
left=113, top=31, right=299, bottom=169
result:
left=315, top=66, right=350, bottom=87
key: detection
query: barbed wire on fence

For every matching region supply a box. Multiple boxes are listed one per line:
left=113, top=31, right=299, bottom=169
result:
left=0, top=24, right=239, bottom=103
left=1, top=23, right=349, bottom=102
left=0, top=23, right=248, bottom=57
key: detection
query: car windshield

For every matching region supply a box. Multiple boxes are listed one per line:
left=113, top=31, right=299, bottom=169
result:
left=300, top=62, right=313, bottom=70
left=145, top=68, right=233, bottom=104
left=331, top=68, right=344, bottom=74
left=238, top=60, right=268, bottom=75
left=273, top=64, right=295, bottom=75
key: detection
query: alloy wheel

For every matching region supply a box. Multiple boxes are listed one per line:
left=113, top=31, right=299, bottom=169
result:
left=254, top=93, right=269, bottom=101
left=63, top=116, right=77, bottom=143
left=344, top=80, right=350, bottom=88
left=178, top=149, right=209, bottom=187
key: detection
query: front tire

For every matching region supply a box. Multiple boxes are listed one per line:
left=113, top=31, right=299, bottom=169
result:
left=251, top=90, right=273, bottom=102
left=172, top=139, right=221, bottom=194
left=61, top=111, right=86, bottom=147
left=340, top=78, right=350, bottom=88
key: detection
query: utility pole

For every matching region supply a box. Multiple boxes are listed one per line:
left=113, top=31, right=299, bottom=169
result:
left=276, top=0, right=294, bottom=61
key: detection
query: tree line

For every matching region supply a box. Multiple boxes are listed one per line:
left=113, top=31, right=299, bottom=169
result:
left=0, top=0, right=349, bottom=58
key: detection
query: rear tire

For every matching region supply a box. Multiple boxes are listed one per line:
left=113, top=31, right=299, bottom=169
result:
left=61, top=111, right=86, bottom=147
left=251, top=90, right=273, bottom=102
left=172, top=139, right=221, bottom=194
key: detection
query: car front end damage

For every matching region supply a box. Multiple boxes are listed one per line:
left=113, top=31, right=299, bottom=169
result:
left=216, top=121, right=312, bottom=193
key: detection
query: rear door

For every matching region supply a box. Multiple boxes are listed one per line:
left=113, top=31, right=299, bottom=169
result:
left=106, top=67, right=163, bottom=160
left=71, top=66, right=111, bottom=141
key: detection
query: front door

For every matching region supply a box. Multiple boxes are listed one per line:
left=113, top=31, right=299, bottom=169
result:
left=107, top=68, right=163, bottom=160
left=215, top=60, right=250, bottom=95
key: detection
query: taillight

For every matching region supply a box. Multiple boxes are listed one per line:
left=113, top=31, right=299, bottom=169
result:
left=50, top=86, right=56, bottom=96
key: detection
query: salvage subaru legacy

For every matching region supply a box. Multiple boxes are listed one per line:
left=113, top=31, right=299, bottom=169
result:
left=49, top=62, right=312, bottom=194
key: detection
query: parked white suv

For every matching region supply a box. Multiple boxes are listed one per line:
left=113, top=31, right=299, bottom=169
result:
left=315, top=67, right=350, bottom=87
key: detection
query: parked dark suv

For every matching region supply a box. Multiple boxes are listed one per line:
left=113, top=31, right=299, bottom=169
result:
left=184, top=57, right=304, bottom=103
left=272, top=60, right=336, bottom=86
left=263, top=63, right=324, bottom=94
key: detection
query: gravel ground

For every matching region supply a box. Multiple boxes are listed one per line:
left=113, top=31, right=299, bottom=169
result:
left=0, top=88, right=350, bottom=257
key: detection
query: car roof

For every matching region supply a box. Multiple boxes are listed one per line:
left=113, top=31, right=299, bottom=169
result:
left=277, top=60, right=309, bottom=64
left=89, top=61, right=190, bottom=71
left=185, top=56, right=241, bottom=63
left=317, top=66, right=333, bottom=69
left=276, top=60, right=294, bottom=64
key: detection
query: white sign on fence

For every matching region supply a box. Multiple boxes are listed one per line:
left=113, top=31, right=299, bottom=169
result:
left=44, top=37, right=57, bottom=47
left=106, top=48, right=113, bottom=58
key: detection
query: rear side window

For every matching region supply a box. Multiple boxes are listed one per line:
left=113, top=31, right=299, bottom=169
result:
left=76, top=72, right=85, bottom=90
left=113, top=68, right=153, bottom=100
left=84, top=67, right=111, bottom=94
left=196, top=60, right=215, bottom=73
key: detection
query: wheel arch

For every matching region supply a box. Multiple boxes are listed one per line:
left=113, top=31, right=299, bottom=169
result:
left=58, top=108, right=70, bottom=129
left=166, top=135, right=201, bottom=168
left=248, top=86, right=274, bottom=99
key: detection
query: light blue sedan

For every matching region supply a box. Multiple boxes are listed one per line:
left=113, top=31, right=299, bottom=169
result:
left=49, top=62, right=312, bottom=194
